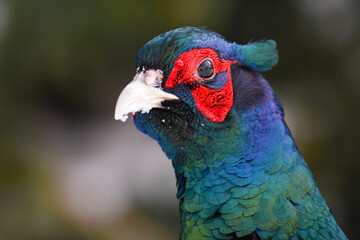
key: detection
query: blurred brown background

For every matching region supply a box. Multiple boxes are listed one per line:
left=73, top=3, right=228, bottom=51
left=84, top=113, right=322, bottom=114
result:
left=0, top=0, right=359, bottom=239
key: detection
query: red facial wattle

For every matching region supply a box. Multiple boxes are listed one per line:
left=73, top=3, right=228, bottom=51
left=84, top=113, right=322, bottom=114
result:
left=165, top=48, right=237, bottom=122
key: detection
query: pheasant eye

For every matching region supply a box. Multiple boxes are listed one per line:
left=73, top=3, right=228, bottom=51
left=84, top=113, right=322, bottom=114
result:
left=196, top=60, right=214, bottom=79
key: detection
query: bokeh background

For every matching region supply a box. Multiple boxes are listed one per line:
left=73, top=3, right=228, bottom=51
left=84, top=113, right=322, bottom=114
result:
left=0, top=0, right=359, bottom=239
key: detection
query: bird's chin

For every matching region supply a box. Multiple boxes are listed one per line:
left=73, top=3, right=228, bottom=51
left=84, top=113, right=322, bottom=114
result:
left=132, top=100, right=197, bottom=142
left=133, top=106, right=188, bottom=130
left=149, top=107, right=185, bottom=121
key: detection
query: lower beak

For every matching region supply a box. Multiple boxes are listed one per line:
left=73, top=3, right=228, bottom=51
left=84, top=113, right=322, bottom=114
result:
left=114, top=69, right=179, bottom=122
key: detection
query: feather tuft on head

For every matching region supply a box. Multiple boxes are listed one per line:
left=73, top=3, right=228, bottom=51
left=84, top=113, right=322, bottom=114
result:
left=231, top=40, right=279, bottom=71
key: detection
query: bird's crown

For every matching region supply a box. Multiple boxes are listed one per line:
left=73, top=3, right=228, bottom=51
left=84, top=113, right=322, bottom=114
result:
left=136, top=26, right=278, bottom=75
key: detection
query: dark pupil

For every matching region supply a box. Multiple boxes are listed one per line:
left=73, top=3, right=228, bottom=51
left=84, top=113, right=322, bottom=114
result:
left=197, top=60, right=214, bottom=78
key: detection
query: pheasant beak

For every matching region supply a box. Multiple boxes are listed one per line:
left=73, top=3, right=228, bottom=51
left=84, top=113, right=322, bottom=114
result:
left=114, top=69, right=179, bottom=122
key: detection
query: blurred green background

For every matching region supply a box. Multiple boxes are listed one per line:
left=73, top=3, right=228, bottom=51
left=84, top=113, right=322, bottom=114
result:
left=0, top=0, right=359, bottom=239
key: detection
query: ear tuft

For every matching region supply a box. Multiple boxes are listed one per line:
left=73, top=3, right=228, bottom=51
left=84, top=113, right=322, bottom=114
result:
left=233, top=40, right=279, bottom=71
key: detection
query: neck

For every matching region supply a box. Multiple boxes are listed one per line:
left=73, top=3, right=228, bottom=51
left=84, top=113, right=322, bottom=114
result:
left=174, top=96, right=295, bottom=239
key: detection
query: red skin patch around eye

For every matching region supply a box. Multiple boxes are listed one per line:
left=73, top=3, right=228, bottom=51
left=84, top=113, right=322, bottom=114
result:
left=165, top=48, right=237, bottom=122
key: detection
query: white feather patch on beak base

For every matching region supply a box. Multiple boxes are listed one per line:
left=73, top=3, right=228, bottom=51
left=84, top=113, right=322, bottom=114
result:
left=114, top=69, right=179, bottom=122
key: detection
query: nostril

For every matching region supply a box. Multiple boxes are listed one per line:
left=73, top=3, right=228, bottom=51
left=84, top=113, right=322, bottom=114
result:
left=142, top=69, right=164, bottom=88
left=154, top=69, right=164, bottom=89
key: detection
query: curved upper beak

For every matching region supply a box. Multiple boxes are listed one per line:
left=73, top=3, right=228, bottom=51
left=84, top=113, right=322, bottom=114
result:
left=114, top=70, right=179, bottom=122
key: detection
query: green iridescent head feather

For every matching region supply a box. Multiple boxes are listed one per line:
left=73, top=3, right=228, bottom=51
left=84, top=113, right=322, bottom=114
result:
left=136, top=26, right=278, bottom=74
left=231, top=39, right=279, bottom=71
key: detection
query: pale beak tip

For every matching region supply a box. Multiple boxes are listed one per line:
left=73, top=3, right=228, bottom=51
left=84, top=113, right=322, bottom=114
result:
left=114, top=111, right=129, bottom=122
